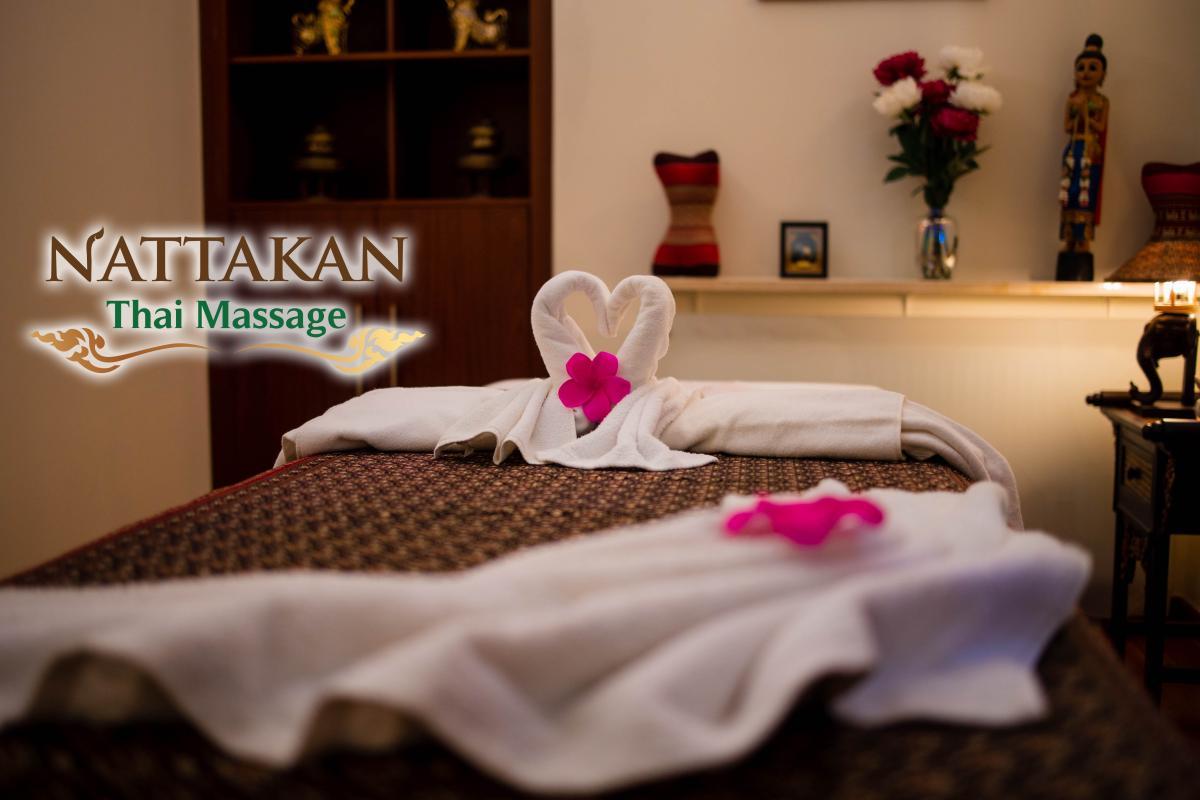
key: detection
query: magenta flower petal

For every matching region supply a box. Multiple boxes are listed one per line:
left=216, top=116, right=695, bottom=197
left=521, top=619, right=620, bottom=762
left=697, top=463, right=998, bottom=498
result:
left=724, top=509, right=754, bottom=533
left=566, top=352, right=594, bottom=382
left=592, top=351, right=619, bottom=379
left=559, top=351, right=628, bottom=423
left=581, top=391, right=614, bottom=423
left=602, top=375, right=631, bottom=405
left=723, top=497, right=884, bottom=548
left=558, top=378, right=593, bottom=408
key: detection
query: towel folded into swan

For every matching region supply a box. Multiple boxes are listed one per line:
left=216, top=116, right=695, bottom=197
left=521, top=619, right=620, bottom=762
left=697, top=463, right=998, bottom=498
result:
left=0, top=481, right=1087, bottom=794
left=277, top=271, right=1022, bottom=525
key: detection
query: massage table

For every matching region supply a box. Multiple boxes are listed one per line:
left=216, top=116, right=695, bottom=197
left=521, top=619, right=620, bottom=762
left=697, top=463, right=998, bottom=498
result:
left=2, top=450, right=1196, bottom=798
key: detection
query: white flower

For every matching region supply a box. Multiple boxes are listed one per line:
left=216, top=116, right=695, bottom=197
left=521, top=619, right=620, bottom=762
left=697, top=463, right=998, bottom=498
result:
left=950, top=81, right=1003, bottom=113
left=939, top=45, right=986, bottom=80
left=872, top=77, right=922, bottom=118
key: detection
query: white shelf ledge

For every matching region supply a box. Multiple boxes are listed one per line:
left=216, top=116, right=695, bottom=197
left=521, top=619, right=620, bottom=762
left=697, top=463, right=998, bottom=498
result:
left=663, top=278, right=1155, bottom=320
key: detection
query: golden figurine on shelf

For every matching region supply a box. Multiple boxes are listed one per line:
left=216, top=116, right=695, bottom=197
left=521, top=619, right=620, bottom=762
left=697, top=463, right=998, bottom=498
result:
left=292, top=0, right=356, bottom=56
left=458, top=119, right=501, bottom=196
left=1056, top=34, right=1110, bottom=281
left=447, top=0, right=508, bottom=53
left=295, top=125, right=340, bottom=200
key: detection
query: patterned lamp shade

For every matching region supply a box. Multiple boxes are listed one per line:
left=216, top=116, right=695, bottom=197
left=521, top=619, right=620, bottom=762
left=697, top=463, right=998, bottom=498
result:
left=1106, top=162, right=1200, bottom=282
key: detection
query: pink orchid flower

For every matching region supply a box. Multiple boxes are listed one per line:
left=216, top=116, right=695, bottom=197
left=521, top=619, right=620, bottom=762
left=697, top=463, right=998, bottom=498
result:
left=724, top=496, right=885, bottom=548
left=558, top=351, right=632, bottom=424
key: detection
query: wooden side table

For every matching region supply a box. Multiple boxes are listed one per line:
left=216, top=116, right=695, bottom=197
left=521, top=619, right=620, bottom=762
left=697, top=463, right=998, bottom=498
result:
left=1088, top=401, right=1200, bottom=702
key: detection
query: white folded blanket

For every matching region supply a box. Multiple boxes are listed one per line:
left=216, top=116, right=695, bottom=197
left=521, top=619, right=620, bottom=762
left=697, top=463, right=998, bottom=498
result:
left=274, top=270, right=1022, bottom=525
left=278, top=380, right=1022, bottom=526
left=0, top=481, right=1086, bottom=794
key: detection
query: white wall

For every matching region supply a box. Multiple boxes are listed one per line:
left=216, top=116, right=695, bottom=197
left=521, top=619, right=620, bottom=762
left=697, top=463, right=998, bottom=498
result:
left=555, top=0, right=1199, bottom=281
left=553, top=0, right=1200, bottom=614
left=0, top=1, right=210, bottom=577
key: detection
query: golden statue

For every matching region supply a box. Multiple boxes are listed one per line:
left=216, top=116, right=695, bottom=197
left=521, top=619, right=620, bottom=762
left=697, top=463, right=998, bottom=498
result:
left=446, top=0, right=508, bottom=53
left=295, top=125, right=340, bottom=199
left=458, top=119, right=501, bottom=196
left=292, top=0, right=356, bottom=56
left=1056, top=34, right=1109, bottom=280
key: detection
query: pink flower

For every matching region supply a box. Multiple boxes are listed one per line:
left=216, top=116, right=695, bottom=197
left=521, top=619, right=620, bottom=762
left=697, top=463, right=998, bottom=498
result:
left=930, top=106, right=979, bottom=141
left=724, top=496, right=884, bottom=548
left=873, top=51, right=926, bottom=86
left=558, top=351, right=632, bottom=424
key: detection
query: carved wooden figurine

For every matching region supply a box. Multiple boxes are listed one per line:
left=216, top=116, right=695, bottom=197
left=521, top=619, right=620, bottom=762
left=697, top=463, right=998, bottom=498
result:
left=1056, top=34, right=1109, bottom=280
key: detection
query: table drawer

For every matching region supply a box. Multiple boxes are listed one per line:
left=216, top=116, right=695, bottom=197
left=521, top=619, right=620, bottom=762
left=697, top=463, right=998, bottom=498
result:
left=1116, top=436, right=1156, bottom=531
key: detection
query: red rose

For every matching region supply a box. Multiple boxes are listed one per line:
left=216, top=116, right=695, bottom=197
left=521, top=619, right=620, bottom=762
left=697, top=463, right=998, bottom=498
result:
left=873, top=51, right=926, bottom=86
left=920, top=79, right=951, bottom=106
left=931, top=107, right=979, bottom=141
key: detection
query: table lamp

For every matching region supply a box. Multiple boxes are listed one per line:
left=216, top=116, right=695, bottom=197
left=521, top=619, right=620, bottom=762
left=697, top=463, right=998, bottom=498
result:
left=1103, top=162, right=1200, bottom=418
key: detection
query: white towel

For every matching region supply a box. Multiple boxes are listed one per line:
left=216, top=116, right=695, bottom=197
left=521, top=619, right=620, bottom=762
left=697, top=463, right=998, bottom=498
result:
left=274, top=386, right=503, bottom=466
left=659, top=383, right=905, bottom=461
left=274, top=271, right=1020, bottom=522
left=0, top=481, right=1087, bottom=794
left=428, top=270, right=679, bottom=464
left=434, top=378, right=576, bottom=465
left=530, top=270, right=676, bottom=387
left=278, top=380, right=1021, bottom=526
left=537, top=378, right=715, bottom=470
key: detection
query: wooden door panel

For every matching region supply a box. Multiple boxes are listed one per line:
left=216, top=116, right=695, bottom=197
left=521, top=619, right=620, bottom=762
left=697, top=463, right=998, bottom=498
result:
left=376, top=203, right=540, bottom=387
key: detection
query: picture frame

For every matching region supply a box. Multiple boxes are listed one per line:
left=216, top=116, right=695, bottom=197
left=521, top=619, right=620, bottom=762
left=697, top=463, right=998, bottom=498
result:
left=779, top=221, right=828, bottom=278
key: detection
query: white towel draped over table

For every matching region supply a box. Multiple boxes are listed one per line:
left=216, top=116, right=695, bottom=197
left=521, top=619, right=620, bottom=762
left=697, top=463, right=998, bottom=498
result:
left=278, top=381, right=1021, bottom=527
left=275, top=270, right=1023, bottom=526
left=0, top=270, right=1067, bottom=794
left=0, top=481, right=1087, bottom=795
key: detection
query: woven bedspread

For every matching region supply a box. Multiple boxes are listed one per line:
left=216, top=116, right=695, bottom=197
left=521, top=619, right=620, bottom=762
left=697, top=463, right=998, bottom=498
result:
left=2, top=452, right=1197, bottom=799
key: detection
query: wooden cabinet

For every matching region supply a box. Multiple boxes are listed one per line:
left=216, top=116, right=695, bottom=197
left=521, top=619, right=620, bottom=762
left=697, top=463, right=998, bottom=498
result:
left=199, top=0, right=551, bottom=486
left=1094, top=405, right=1200, bottom=702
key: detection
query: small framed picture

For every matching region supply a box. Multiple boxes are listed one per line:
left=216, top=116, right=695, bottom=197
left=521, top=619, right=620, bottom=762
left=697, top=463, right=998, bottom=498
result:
left=779, top=221, right=828, bottom=278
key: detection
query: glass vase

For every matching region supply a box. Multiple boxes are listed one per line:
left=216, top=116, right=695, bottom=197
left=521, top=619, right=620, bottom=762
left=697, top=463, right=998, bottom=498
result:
left=916, top=209, right=958, bottom=280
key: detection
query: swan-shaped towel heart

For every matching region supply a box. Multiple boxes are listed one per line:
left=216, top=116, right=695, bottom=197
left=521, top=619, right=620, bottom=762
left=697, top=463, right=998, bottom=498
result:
left=530, top=271, right=676, bottom=390
left=434, top=271, right=679, bottom=466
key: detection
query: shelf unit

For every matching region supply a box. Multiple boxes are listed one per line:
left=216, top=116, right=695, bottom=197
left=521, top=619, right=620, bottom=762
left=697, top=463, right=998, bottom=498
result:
left=664, top=278, right=1156, bottom=320
left=199, top=0, right=551, bottom=486
left=230, top=49, right=533, bottom=64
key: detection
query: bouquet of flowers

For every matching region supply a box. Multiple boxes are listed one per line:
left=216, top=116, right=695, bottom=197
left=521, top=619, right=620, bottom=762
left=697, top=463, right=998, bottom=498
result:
left=872, top=46, right=1002, bottom=211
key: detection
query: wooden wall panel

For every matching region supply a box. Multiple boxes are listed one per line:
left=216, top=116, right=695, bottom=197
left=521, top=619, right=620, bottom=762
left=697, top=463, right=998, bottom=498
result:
left=375, top=202, right=539, bottom=387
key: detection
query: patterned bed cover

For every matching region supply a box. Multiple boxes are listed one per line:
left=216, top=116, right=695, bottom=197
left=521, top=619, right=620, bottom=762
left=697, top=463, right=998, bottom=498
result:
left=3, top=452, right=1196, bottom=799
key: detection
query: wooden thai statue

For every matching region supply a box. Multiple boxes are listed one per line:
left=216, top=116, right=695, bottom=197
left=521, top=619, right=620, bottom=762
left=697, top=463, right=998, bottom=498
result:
left=1056, top=34, right=1109, bottom=281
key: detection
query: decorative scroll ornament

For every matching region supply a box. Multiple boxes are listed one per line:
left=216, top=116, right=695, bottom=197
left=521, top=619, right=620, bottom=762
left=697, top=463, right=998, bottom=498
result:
left=239, top=327, right=425, bottom=376
left=32, top=326, right=424, bottom=377
left=30, top=328, right=207, bottom=374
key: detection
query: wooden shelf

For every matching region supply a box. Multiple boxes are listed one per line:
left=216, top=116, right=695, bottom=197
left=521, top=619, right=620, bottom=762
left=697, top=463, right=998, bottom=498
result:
left=664, top=277, right=1156, bottom=320
left=230, top=197, right=531, bottom=209
left=231, top=49, right=532, bottom=65
left=226, top=48, right=530, bottom=201
left=664, top=277, right=1156, bottom=298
